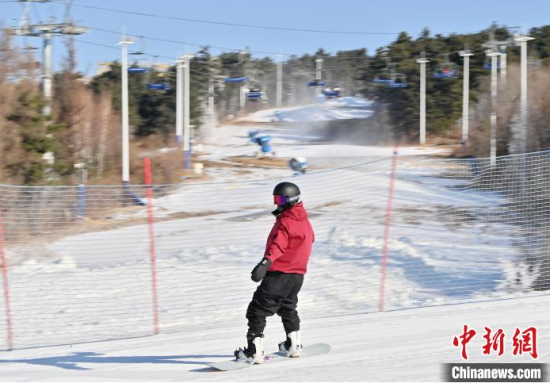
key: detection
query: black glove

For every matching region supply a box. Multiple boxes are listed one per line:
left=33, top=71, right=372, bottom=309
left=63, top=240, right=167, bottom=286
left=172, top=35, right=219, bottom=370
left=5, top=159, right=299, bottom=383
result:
left=251, top=257, right=272, bottom=282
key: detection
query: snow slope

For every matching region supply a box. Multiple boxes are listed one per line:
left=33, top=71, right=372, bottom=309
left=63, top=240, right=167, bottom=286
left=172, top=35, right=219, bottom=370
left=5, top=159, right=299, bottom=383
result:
left=0, top=295, right=548, bottom=382
left=0, top=154, right=540, bottom=352
left=1, top=101, right=548, bottom=381
left=235, top=97, right=374, bottom=124
left=198, top=122, right=448, bottom=162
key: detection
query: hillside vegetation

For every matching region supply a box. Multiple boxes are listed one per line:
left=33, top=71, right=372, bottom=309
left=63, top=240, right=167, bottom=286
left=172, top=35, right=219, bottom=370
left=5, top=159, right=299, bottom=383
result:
left=1, top=24, right=550, bottom=184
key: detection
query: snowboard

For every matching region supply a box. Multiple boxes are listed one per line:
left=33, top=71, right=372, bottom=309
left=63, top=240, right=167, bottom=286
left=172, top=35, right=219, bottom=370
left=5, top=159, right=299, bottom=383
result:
left=206, top=343, right=331, bottom=371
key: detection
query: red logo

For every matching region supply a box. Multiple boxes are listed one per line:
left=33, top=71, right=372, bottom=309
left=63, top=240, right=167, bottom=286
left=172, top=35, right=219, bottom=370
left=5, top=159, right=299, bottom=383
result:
left=512, top=327, right=538, bottom=359
left=482, top=327, right=505, bottom=357
left=453, top=325, right=477, bottom=360
left=453, top=326, right=538, bottom=360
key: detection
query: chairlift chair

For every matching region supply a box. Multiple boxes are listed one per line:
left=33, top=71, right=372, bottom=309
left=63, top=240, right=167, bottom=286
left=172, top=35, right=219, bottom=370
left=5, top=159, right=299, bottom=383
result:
left=247, top=89, right=266, bottom=102
left=224, top=76, right=248, bottom=84
left=247, top=91, right=263, bottom=101
left=432, top=63, right=459, bottom=79
left=322, top=86, right=341, bottom=98
left=373, top=66, right=393, bottom=85
left=246, top=82, right=265, bottom=101
left=128, top=37, right=151, bottom=74
left=373, top=73, right=393, bottom=85
left=373, top=66, right=407, bottom=88
left=389, top=73, right=407, bottom=88
left=308, top=79, right=327, bottom=87
left=128, top=66, right=149, bottom=74
left=143, top=57, right=172, bottom=91
left=373, top=56, right=396, bottom=86
left=432, top=53, right=459, bottom=79
left=147, top=72, right=172, bottom=91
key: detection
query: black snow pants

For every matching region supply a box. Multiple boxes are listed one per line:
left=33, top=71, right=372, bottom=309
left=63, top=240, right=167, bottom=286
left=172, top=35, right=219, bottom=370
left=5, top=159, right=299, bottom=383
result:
left=246, top=271, right=304, bottom=335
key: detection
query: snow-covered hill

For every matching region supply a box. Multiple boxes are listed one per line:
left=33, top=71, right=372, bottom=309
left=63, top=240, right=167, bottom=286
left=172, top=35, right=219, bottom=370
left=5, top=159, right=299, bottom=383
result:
left=1, top=102, right=548, bottom=381
left=235, top=97, right=374, bottom=123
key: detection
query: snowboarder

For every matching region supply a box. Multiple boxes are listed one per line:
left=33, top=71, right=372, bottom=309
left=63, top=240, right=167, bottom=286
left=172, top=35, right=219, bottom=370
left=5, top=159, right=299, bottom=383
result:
left=235, top=182, right=315, bottom=364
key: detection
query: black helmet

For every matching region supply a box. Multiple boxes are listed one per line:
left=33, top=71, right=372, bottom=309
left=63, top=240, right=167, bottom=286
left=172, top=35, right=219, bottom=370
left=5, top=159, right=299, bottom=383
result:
left=273, top=182, right=300, bottom=198
left=272, top=182, right=301, bottom=216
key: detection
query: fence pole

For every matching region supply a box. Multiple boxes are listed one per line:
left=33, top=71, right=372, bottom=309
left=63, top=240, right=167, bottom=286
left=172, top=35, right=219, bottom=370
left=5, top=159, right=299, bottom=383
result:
left=379, top=147, right=399, bottom=312
left=77, top=183, right=87, bottom=221
left=144, top=157, right=160, bottom=334
left=0, top=201, right=13, bottom=350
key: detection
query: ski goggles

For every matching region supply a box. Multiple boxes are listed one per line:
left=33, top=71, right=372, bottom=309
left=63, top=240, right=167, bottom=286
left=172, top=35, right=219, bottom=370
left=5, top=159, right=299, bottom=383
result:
left=274, top=195, right=289, bottom=206
left=273, top=195, right=299, bottom=206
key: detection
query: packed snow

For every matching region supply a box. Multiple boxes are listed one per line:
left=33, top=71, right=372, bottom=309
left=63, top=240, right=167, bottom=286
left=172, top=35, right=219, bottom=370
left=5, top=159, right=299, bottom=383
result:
left=0, top=296, right=548, bottom=381
left=0, top=100, right=548, bottom=381
left=235, top=97, right=374, bottom=124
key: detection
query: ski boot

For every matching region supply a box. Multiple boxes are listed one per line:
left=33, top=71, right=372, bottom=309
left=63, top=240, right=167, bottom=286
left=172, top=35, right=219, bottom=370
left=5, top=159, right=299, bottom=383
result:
left=278, top=330, right=302, bottom=357
left=234, top=332, right=264, bottom=364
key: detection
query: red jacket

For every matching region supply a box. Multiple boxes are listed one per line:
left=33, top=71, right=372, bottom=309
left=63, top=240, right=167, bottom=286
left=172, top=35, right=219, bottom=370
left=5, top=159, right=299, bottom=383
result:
left=264, top=202, right=314, bottom=275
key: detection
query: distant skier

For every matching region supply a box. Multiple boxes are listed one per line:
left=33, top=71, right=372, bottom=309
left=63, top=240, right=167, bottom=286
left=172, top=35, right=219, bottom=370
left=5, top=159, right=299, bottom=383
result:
left=235, top=182, right=315, bottom=364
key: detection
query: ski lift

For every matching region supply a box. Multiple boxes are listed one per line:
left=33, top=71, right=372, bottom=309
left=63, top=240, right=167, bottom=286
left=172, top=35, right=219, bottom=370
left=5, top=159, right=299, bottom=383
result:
left=389, top=73, right=407, bottom=88
left=322, top=89, right=340, bottom=98
left=246, top=82, right=266, bottom=102
left=373, top=75, right=393, bottom=85
left=225, top=76, right=248, bottom=83
left=373, top=58, right=407, bottom=88
left=432, top=54, right=459, bottom=79
left=432, top=64, right=459, bottom=78
left=373, top=59, right=393, bottom=85
left=145, top=56, right=172, bottom=91
left=128, top=66, right=149, bottom=74
left=322, top=86, right=341, bottom=98
left=147, top=72, right=171, bottom=91
left=308, top=79, right=327, bottom=87
left=373, top=56, right=391, bottom=85
left=128, top=37, right=150, bottom=74
left=372, top=57, right=406, bottom=87
left=223, top=58, right=247, bottom=84
left=247, top=90, right=263, bottom=101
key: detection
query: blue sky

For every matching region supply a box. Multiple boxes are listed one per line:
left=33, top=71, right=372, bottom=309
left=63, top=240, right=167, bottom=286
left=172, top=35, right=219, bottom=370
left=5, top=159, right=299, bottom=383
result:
left=1, top=0, right=548, bottom=75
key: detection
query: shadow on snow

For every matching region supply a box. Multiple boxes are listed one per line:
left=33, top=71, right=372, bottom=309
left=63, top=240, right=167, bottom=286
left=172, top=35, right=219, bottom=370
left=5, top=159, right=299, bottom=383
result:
left=0, top=351, right=233, bottom=371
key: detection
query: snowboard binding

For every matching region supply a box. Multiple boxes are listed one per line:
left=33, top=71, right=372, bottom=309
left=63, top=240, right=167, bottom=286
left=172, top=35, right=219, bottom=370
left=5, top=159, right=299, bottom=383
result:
left=235, top=332, right=264, bottom=364
left=278, top=331, right=302, bottom=358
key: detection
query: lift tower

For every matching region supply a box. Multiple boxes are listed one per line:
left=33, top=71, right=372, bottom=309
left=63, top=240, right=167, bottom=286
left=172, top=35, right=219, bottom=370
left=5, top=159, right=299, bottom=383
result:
left=13, top=0, right=88, bottom=116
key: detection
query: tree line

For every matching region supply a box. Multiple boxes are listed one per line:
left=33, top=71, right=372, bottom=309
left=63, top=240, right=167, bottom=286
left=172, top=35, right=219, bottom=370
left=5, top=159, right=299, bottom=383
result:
left=1, top=23, right=550, bottom=184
